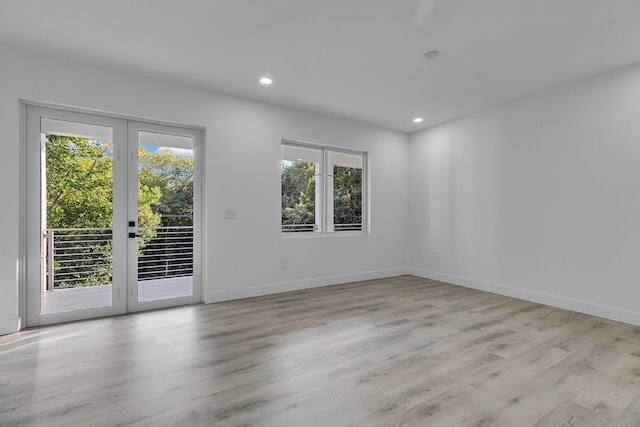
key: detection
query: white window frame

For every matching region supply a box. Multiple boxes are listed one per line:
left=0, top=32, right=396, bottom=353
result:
left=281, top=140, right=367, bottom=236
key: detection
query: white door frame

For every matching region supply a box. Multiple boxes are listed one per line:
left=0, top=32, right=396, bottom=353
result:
left=25, top=106, right=203, bottom=327
left=126, top=121, right=203, bottom=313
left=26, top=106, right=128, bottom=326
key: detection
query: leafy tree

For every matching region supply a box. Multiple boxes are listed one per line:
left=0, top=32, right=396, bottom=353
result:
left=46, top=135, right=162, bottom=231
left=136, top=148, right=194, bottom=280
left=45, top=135, right=192, bottom=287
left=284, top=176, right=316, bottom=227
left=281, top=162, right=363, bottom=231
left=281, top=162, right=316, bottom=230
left=281, top=161, right=313, bottom=210
left=333, top=166, right=362, bottom=226
left=45, top=135, right=118, bottom=287
left=138, top=148, right=193, bottom=226
left=46, top=135, right=114, bottom=229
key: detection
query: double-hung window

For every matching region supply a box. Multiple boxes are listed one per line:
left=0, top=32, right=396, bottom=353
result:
left=281, top=141, right=366, bottom=234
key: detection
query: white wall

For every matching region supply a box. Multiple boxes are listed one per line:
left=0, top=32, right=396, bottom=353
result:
left=0, top=46, right=409, bottom=334
left=8, top=43, right=640, bottom=335
left=409, top=62, right=640, bottom=325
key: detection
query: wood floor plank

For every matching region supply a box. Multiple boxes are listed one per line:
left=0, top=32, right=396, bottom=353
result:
left=2, top=275, right=640, bottom=426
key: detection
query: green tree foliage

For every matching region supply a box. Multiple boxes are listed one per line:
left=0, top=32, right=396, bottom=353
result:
left=281, top=162, right=316, bottom=229
left=138, top=148, right=193, bottom=226
left=45, top=134, right=193, bottom=287
left=281, top=161, right=313, bottom=209
left=46, top=135, right=114, bottom=229
left=281, top=162, right=363, bottom=231
left=45, top=135, right=163, bottom=231
left=46, top=135, right=119, bottom=287
left=333, top=166, right=362, bottom=226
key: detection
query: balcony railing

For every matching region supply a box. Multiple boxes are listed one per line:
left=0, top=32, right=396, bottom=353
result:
left=334, top=223, right=363, bottom=231
left=138, top=226, right=193, bottom=281
left=44, top=226, right=193, bottom=290
left=282, top=223, right=317, bottom=233
left=281, top=223, right=362, bottom=233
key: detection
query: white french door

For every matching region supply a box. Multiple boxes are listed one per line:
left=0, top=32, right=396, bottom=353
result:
left=126, top=122, right=201, bottom=313
left=25, top=106, right=201, bottom=327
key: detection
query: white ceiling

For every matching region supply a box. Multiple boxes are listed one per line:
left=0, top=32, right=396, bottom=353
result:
left=2, top=0, right=640, bottom=133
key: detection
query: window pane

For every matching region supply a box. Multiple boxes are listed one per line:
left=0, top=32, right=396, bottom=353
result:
left=281, top=145, right=321, bottom=232
left=328, top=151, right=364, bottom=232
left=137, top=131, right=194, bottom=302
left=333, top=165, right=363, bottom=231
left=41, top=119, right=114, bottom=314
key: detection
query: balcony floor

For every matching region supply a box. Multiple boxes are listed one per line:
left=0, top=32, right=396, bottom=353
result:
left=41, top=276, right=193, bottom=315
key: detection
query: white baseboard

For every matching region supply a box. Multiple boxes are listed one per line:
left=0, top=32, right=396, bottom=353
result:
left=0, top=316, right=21, bottom=335
left=410, top=268, right=640, bottom=327
left=205, top=267, right=411, bottom=303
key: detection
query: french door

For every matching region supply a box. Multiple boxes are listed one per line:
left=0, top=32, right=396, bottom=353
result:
left=125, top=121, right=201, bottom=313
left=26, top=107, right=201, bottom=327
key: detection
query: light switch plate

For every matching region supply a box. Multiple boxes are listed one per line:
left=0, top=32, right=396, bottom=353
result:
left=224, top=209, right=237, bottom=219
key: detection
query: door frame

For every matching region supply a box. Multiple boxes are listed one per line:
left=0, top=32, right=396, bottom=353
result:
left=25, top=106, right=128, bottom=326
left=126, top=121, right=203, bottom=313
left=24, top=105, right=204, bottom=327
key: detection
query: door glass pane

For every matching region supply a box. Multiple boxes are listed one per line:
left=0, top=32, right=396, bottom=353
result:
left=40, top=119, right=114, bottom=314
left=137, top=131, right=194, bottom=302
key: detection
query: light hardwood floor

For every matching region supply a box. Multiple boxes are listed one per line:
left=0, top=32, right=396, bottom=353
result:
left=2, top=275, right=640, bottom=426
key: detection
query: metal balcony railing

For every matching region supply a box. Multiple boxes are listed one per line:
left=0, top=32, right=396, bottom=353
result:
left=137, top=226, right=193, bottom=281
left=281, top=223, right=362, bottom=232
left=44, top=226, right=193, bottom=290
left=333, top=223, right=363, bottom=231
left=44, top=228, right=113, bottom=290
left=282, top=223, right=317, bottom=233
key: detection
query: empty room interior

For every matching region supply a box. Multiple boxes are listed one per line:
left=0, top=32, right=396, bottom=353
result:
left=3, top=1, right=640, bottom=425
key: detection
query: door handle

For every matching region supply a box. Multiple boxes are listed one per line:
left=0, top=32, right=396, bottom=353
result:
left=128, top=232, right=143, bottom=238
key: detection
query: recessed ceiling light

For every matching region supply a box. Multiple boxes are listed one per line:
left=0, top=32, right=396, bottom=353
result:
left=424, top=50, right=440, bottom=59
left=260, top=77, right=273, bottom=85
left=413, top=117, right=424, bottom=123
